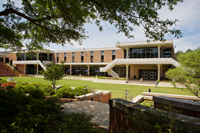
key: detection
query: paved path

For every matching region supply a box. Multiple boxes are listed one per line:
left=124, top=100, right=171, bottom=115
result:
left=62, top=101, right=109, bottom=129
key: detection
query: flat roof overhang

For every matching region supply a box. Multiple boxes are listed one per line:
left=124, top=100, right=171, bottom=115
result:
left=115, top=40, right=173, bottom=49
left=57, top=63, right=109, bottom=65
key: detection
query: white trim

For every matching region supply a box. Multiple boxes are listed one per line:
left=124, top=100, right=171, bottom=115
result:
left=115, top=40, right=173, bottom=49
left=56, top=63, right=108, bottom=65
left=53, top=47, right=120, bottom=53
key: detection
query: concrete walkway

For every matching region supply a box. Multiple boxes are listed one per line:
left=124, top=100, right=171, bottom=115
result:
left=62, top=101, right=109, bottom=129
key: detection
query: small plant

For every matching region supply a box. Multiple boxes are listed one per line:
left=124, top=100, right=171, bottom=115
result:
left=39, top=84, right=54, bottom=96
left=54, top=85, right=74, bottom=98
left=73, top=86, right=90, bottom=96
left=29, top=88, right=45, bottom=99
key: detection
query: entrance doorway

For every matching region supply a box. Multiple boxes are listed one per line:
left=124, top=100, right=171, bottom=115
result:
left=139, top=69, right=157, bottom=79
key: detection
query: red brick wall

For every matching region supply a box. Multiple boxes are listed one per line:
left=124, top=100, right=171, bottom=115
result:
left=0, top=63, right=15, bottom=77
left=16, top=64, right=25, bottom=74
left=59, top=53, right=64, bottom=63
left=109, top=106, right=134, bottom=133
left=9, top=53, right=17, bottom=61
left=104, top=50, right=112, bottom=63
left=115, top=50, right=124, bottom=59
left=85, top=93, right=111, bottom=103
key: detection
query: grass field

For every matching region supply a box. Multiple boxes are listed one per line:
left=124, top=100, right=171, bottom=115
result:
left=0, top=77, right=192, bottom=99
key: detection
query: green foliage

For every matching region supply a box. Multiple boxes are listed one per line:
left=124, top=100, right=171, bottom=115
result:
left=31, top=82, right=42, bottom=88
left=41, top=62, right=65, bottom=89
left=0, top=89, right=101, bottom=132
left=54, top=85, right=74, bottom=98
left=39, top=84, right=54, bottom=96
left=98, top=76, right=106, bottom=79
left=166, top=47, right=200, bottom=98
left=15, top=83, right=36, bottom=93
left=0, top=79, right=8, bottom=83
left=0, top=0, right=182, bottom=51
left=120, top=105, right=200, bottom=133
left=29, top=88, right=45, bottom=99
left=73, top=86, right=90, bottom=96
left=139, top=100, right=154, bottom=107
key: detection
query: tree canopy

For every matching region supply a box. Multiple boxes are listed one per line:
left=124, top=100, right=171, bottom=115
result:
left=0, top=0, right=183, bottom=51
left=166, top=47, right=200, bottom=98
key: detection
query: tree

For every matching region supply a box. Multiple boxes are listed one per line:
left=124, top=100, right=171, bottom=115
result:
left=0, top=0, right=183, bottom=51
left=175, top=50, right=183, bottom=61
left=41, top=62, right=65, bottom=90
left=166, top=47, right=200, bottom=98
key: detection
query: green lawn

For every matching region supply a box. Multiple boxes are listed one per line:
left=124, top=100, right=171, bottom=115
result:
left=0, top=77, right=192, bottom=99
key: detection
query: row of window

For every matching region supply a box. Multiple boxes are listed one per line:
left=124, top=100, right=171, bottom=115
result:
left=17, top=53, right=53, bottom=61
left=57, top=50, right=116, bottom=63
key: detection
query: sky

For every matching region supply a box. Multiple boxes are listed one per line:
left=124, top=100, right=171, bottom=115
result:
left=0, top=0, right=200, bottom=53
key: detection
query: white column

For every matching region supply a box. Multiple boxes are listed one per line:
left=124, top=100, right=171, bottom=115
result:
left=126, top=47, right=129, bottom=59
left=24, top=64, right=26, bottom=74
left=36, top=64, right=39, bottom=74
left=24, top=54, right=26, bottom=61
left=47, top=53, right=50, bottom=61
left=70, top=65, right=72, bottom=75
left=37, top=53, right=39, bottom=60
left=158, top=45, right=161, bottom=58
left=87, top=65, right=90, bottom=76
left=161, top=65, right=162, bottom=78
left=126, top=64, right=129, bottom=82
left=3, top=57, right=5, bottom=63
left=132, top=65, right=134, bottom=79
left=157, top=64, right=161, bottom=80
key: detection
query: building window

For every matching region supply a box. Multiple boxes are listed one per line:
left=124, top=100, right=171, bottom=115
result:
left=49, top=54, right=52, bottom=61
left=64, top=53, right=67, bottom=62
left=101, top=51, right=104, bottom=62
left=17, top=53, right=24, bottom=61
left=72, top=52, right=75, bottom=63
left=57, top=53, right=59, bottom=63
left=129, top=47, right=158, bottom=58
left=91, top=51, right=93, bottom=62
left=38, top=53, right=47, bottom=61
left=81, top=52, right=84, bottom=63
left=112, top=50, right=115, bottom=60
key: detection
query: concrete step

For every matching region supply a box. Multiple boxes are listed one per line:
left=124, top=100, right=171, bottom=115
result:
left=131, top=95, right=143, bottom=103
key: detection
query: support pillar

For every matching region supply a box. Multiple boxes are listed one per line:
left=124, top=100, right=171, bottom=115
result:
left=126, top=64, right=129, bottom=82
left=87, top=65, right=90, bottom=76
left=24, top=54, right=26, bottom=61
left=132, top=65, right=134, bottom=79
left=157, top=64, right=161, bottom=80
left=3, top=57, right=5, bottom=63
left=126, top=47, right=129, bottom=59
left=47, top=53, right=50, bottom=61
left=158, top=45, right=161, bottom=58
left=36, top=64, right=39, bottom=74
left=37, top=53, right=39, bottom=60
left=70, top=65, right=72, bottom=75
left=24, top=64, right=26, bottom=74
left=161, top=65, right=162, bottom=79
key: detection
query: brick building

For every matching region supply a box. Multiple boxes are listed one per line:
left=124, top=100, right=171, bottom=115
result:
left=1, top=40, right=180, bottom=81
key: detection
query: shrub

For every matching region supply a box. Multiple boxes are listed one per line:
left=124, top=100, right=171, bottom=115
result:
left=0, top=89, right=100, bottom=133
left=54, top=85, right=74, bottom=98
left=97, top=76, right=105, bottom=79
left=16, top=81, right=29, bottom=85
left=39, top=84, right=54, bottom=96
left=31, top=82, right=42, bottom=88
left=29, top=88, right=45, bottom=99
left=73, top=86, right=90, bottom=96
